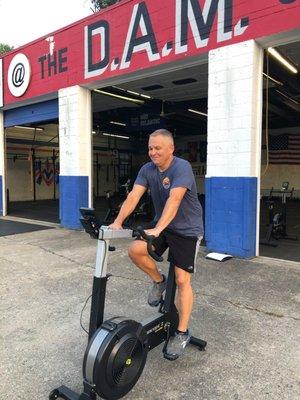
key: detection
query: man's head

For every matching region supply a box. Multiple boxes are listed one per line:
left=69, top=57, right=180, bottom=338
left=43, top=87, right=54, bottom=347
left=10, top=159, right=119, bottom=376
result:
left=148, top=129, right=174, bottom=169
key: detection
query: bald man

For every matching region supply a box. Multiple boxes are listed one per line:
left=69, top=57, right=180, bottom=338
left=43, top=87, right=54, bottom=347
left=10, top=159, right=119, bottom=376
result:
left=109, top=129, right=203, bottom=360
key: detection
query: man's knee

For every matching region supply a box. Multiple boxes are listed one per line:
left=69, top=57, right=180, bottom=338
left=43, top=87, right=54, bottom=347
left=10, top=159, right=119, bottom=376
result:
left=175, top=268, right=192, bottom=288
left=128, top=240, right=146, bottom=260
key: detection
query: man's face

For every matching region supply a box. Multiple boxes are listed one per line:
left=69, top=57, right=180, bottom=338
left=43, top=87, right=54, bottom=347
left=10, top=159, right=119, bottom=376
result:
left=148, top=134, right=174, bottom=168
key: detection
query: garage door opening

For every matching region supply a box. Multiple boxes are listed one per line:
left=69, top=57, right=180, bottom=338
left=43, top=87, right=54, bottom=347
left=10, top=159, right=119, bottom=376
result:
left=91, top=62, right=208, bottom=230
left=5, top=122, right=60, bottom=224
left=260, top=41, right=300, bottom=262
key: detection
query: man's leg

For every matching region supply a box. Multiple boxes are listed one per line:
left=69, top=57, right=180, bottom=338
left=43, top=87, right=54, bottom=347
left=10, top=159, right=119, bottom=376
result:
left=163, top=266, right=193, bottom=360
left=128, top=240, right=163, bottom=282
left=175, top=266, right=193, bottom=332
left=128, top=240, right=167, bottom=306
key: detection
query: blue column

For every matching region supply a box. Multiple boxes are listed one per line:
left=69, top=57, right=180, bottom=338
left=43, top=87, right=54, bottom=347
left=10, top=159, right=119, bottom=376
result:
left=205, top=177, right=257, bottom=258
left=0, top=175, right=3, bottom=214
left=59, top=176, right=89, bottom=229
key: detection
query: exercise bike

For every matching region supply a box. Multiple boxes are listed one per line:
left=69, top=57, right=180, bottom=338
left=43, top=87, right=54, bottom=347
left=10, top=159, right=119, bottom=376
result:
left=49, top=207, right=207, bottom=400
left=104, top=179, right=151, bottom=226
left=260, top=181, right=298, bottom=247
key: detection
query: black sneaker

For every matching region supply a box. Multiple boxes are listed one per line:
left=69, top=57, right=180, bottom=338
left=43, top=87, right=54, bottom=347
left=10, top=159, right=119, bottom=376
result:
left=147, top=274, right=167, bottom=307
left=164, top=330, right=191, bottom=361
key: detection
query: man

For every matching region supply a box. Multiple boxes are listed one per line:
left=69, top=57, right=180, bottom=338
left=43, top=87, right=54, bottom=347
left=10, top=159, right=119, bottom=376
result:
left=109, top=129, right=203, bottom=360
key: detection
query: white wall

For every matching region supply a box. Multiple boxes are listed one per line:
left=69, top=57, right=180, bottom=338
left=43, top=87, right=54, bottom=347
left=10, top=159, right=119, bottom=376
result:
left=6, top=145, right=59, bottom=202
left=5, top=125, right=59, bottom=202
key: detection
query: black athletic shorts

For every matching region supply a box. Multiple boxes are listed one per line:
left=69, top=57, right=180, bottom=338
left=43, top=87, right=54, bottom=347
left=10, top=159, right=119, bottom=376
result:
left=138, top=227, right=201, bottom=273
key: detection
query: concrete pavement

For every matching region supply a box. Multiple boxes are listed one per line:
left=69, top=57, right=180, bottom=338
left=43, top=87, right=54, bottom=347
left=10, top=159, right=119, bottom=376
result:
left=0, top=223, right=299, bottom=399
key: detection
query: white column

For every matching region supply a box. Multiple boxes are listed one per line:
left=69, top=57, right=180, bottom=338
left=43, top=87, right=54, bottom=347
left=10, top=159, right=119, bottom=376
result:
left=206, top=40, right=263, bottom=257
left=207, top=40, right=263, bottom=178
left=59, top=86, right=92, bottom=228
left=0, top=111, right=6, bottom=215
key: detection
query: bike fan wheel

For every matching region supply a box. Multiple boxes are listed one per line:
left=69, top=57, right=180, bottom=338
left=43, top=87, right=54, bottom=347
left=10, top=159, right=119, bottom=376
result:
left=83, top=318, right=148, bottom=400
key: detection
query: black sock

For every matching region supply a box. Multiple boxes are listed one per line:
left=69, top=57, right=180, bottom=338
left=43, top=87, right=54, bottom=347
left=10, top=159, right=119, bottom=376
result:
left=155, top=274, right=165, bottom=284
left=176, top=329, right=187, bottom=335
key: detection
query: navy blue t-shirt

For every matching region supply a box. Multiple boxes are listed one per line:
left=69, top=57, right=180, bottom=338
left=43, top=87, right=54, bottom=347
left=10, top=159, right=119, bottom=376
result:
left=135, top=157, right=203, bottom=237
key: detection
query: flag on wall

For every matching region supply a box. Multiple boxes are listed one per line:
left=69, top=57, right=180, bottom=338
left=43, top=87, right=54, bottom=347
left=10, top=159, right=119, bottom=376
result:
left=269, top=134, right=300, bottom=164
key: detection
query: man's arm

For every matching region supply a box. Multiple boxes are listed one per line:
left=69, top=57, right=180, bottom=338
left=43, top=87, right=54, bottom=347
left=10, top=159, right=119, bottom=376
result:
left=109, top=184, right=147, bottom=228
left=147, top=187, right=187, bottom=236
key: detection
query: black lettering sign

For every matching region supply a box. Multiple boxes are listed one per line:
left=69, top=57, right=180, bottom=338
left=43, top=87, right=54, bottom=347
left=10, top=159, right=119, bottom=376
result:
left=123, top=2, right=159, bottom=65
left=87, top=20, right=110, bottom=73
left=179, top=0, right=234, bottom=46
left=48, top=52, right=57, bottom=77
left=58, top=48, right=68, bottom=73
left=38, top=55, right=47, bottom=79
left=38, top=48, right=68, bottom=79
left=12, top=63, right=25, bottom=87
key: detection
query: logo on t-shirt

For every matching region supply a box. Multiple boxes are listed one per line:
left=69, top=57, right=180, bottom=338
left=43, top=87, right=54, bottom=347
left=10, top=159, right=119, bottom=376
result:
left=162, top=176, right=170, bottom=189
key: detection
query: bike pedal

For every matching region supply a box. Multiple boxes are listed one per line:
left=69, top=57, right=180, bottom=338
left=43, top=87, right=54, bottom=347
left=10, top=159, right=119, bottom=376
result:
left=158, top=298, right=165, bottom=313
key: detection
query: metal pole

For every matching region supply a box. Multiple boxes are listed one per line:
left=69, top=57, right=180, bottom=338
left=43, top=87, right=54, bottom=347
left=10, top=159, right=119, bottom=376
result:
left=52, top=149, right=56, bottom=200
left=32, top=148, right=36, bottom=201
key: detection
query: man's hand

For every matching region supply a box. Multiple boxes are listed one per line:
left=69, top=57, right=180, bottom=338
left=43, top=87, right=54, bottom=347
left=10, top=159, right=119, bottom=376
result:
left=108, top=220, right=123, bottom=230
left=144, top=227, right=162, bottom=238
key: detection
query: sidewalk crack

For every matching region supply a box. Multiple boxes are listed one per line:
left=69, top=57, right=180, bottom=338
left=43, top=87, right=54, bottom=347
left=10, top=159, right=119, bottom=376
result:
left=200, top=292, right=299, bottom=321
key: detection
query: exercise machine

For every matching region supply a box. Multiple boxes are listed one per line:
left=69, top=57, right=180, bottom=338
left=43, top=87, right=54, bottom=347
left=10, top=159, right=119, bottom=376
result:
left=260, top=182, right=298, bottom=246
left=49, top=207, right=206, bottom=400
left=104, top=179, right=152, bottom=226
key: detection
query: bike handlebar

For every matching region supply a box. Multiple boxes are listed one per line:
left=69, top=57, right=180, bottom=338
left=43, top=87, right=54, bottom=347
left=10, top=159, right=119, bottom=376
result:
left=79, top=208, right=163, bottom=262
left=134, top=226, right=164, bottom=262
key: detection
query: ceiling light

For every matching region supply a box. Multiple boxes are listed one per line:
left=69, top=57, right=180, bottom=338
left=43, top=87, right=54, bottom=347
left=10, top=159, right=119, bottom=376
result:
left=110, top=121, right=126, bottom=127
left=267, top=47, right=298, bottom=74
left=94, top=89, right=144, bottom=105
left=275, top=90, right=299, bottom=105
left=126, top=90, right=151, bottom=99
left=102, top=133, right=130, bottom=140
left=14, top=125, right=44, bottom=131
left=112, top=86, right=152, bottom=99
left=262, top=73, right=283, bottom=86
left=188, top=109, right=208, bottom=117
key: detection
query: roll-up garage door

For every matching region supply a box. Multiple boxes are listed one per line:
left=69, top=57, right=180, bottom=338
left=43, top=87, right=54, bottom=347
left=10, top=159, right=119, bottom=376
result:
left=4, top=99, right=58, bottom=128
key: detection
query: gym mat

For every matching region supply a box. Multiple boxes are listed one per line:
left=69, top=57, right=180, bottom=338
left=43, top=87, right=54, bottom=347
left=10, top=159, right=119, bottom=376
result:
left=0, top=220, right=53, bottom=237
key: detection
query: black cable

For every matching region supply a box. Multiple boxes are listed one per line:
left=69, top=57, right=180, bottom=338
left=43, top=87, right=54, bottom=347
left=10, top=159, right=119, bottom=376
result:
left=80, top=293, right=92, bottom=334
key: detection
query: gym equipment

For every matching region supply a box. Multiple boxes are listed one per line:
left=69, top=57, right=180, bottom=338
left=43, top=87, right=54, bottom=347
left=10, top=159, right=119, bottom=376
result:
left=260, top=182, right=298, bottom=247
left=104, top=179, right=152, bottom=226
left=103, top=179, right=132, bottom=224
left=49, top=207, right=207, bottom=400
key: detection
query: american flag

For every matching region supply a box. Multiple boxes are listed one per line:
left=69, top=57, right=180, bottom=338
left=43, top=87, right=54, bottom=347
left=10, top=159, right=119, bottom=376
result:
left=269, top=134, right=300, bottom=165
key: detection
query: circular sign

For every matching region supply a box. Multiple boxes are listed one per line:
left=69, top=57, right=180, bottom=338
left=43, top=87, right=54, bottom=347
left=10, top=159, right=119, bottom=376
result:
left=8, top=53, right=31, bottom=97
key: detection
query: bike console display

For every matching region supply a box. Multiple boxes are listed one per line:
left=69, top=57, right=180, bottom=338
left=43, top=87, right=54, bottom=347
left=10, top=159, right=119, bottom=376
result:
left=79, top=207, right=101, bottom=239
